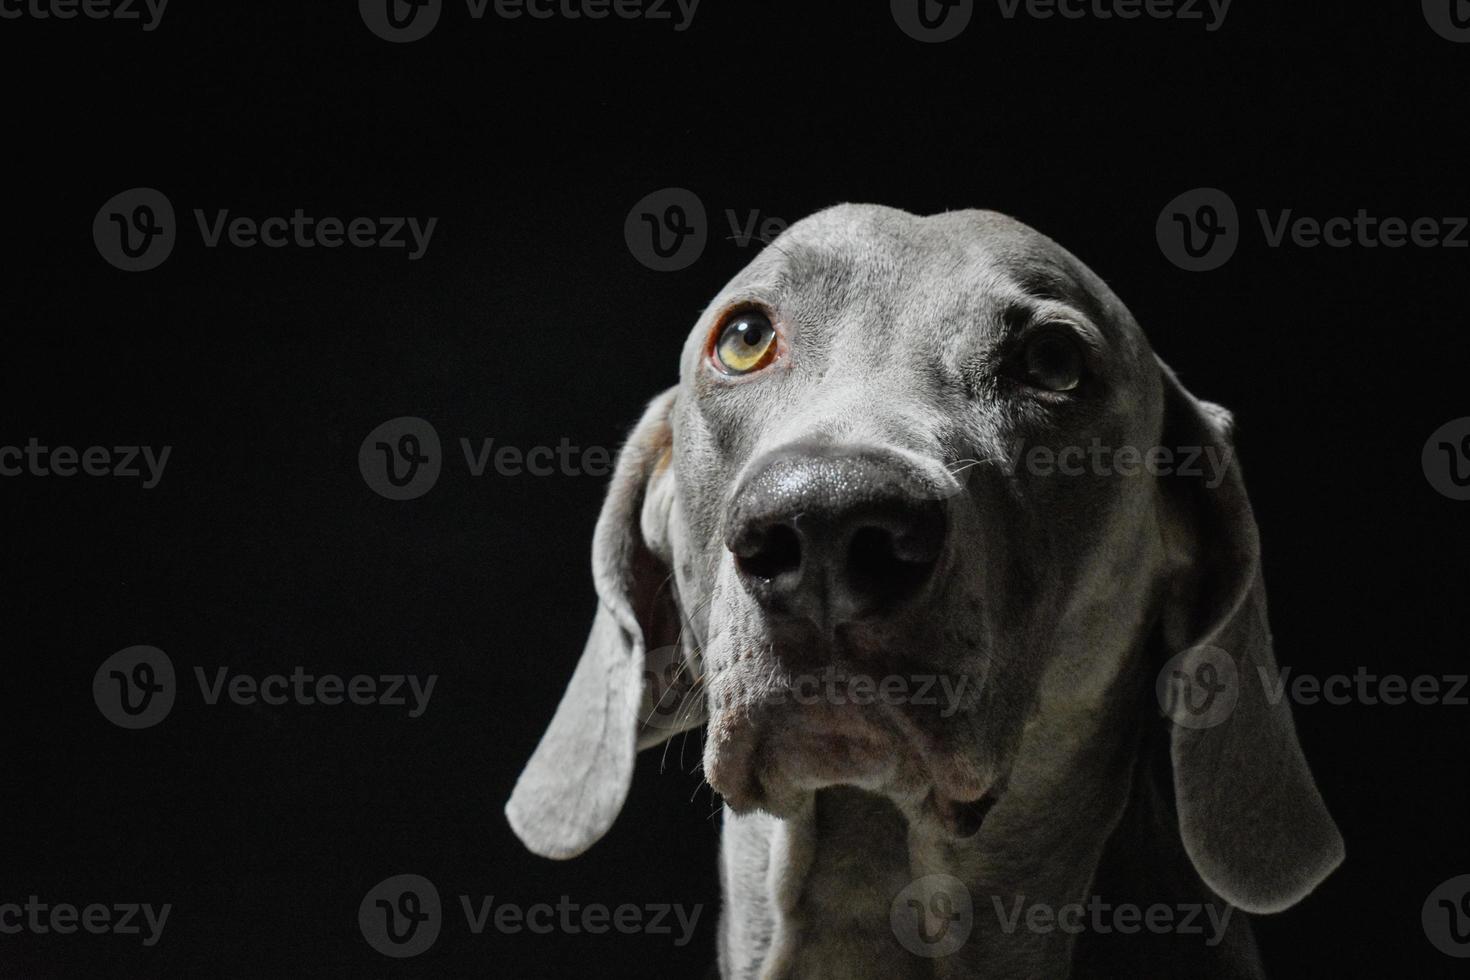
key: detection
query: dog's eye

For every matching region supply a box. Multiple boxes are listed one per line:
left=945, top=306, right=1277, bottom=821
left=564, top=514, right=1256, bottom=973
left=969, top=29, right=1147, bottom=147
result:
left=1019, top=328, right=1084, bottom=392
left=714, top=311, right=778, bottom=375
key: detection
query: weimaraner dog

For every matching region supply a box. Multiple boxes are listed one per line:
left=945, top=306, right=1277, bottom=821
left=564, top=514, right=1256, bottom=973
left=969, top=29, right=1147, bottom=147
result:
left=506, top=204, right=1343, bottom=978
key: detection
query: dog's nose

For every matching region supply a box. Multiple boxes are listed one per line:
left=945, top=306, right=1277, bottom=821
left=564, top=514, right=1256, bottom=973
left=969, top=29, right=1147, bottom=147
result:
left=725, top=449, right=947, bottom=626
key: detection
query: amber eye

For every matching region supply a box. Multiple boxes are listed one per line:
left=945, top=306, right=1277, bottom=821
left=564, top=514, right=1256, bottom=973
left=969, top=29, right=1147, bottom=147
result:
left=1019, top=327, right=1084, bottom=392
left=714, top=310, right=778, bottom=375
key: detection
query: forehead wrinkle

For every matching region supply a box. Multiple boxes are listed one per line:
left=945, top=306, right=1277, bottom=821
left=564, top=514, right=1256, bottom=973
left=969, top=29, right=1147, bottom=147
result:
left=719, top=241, right=865, bottom=318
left=948, top=250, right=1128, bottom=349
left=1018, top=264, right=1115, bottom=332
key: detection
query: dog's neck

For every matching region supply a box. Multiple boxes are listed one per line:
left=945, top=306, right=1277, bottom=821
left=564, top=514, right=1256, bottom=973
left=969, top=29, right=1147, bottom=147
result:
left=718, top=565, right=1163, bottom=979
left=720, top=679, right=1143, bottom=979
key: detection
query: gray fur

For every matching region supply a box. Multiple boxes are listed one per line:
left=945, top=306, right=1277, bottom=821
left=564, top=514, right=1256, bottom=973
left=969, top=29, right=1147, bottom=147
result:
left=505, top=204, right=1343, bottom=977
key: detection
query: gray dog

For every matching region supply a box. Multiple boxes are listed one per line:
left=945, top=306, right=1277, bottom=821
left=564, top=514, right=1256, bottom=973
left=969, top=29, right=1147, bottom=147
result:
left=507, top=204, right=1343, bottom=978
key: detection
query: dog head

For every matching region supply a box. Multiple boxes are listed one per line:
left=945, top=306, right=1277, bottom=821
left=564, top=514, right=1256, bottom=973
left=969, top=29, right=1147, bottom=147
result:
left=506, top=204, right=1342, bottom=916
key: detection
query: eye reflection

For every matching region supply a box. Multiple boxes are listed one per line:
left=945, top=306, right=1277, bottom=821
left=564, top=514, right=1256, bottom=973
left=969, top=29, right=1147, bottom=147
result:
left=1020, top=328, right=1084, bottom=392
left=715, top=311, right=778, bottom=375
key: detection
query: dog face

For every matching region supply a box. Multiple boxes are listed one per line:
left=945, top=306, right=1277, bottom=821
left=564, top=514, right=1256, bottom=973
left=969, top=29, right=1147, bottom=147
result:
left=664, top=206, right=1166, bottom=838
left=508, top=204, right=1341, bottom=918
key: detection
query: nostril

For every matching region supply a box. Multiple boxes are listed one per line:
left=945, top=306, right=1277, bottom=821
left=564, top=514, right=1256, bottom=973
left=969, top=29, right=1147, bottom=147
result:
left=734, top=523, right=803, bottom=581
left=845, top=510, right=945, bottom=606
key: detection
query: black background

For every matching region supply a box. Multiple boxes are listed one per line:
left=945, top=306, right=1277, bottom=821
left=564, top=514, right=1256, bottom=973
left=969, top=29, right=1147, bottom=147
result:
left=1, top=1, right=1467, bottom=976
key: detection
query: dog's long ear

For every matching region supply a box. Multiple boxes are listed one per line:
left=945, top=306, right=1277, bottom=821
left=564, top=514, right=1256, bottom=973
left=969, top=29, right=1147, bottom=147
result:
left=506, top=388, right=704, bottom=860
left=1155, top=359, right=1343, bottom=914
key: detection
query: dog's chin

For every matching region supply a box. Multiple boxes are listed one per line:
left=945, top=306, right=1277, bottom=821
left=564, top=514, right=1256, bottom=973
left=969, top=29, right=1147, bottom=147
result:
left=705, top=701, right=999, bottom=842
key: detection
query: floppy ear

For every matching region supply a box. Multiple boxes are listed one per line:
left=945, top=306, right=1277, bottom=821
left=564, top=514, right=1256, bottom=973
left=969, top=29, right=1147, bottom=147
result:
left=505, top=387, right=705, bottom=860
left=1155, top=359, right=1344, bottom=914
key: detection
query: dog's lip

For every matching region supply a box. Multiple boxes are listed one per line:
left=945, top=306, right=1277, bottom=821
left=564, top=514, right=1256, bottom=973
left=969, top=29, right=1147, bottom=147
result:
left=707, top=704, right=895, bottom=813
left=706, top=696, right=998, bottom=834
left=703, top=707, right=766, bottom=812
